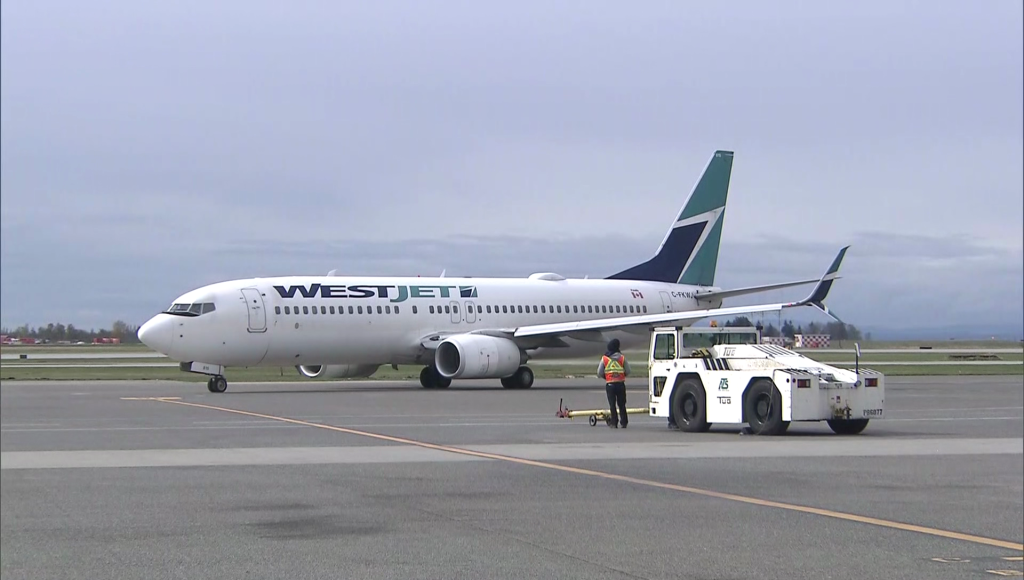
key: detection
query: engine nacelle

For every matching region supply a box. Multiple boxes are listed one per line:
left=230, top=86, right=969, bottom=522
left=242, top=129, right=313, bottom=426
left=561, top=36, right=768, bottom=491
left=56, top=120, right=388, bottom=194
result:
left=435, top=334, right=525, bottom=379
left=296, top=364, right=381, bottom=379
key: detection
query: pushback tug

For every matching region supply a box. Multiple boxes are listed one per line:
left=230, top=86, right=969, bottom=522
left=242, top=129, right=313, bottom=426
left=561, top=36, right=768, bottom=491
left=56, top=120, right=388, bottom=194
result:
left=648, top=325, right=884, bottom=435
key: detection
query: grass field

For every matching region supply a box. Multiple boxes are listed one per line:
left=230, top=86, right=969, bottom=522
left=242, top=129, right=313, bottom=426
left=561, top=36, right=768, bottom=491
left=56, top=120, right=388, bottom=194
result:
left=4, top=352, right=1022, bottom=365
left=2, top=339, right=1021, bottom=382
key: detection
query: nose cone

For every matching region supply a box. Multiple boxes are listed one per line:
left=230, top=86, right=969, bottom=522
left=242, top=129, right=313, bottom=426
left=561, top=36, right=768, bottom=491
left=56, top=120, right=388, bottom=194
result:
left=138, top=315, right=173, bottom=355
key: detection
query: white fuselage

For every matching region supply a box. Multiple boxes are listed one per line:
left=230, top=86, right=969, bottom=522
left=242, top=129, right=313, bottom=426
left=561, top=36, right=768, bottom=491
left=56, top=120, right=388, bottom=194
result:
left=141, top=274, right=723, bottom=368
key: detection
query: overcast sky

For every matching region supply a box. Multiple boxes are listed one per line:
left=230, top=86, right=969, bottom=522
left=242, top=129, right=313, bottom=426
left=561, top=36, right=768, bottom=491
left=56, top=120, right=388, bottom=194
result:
left=2, top=1, right=1022, bottom=337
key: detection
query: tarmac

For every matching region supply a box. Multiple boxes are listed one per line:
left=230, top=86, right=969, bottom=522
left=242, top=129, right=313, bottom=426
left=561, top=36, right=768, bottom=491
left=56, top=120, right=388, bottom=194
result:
left=2, top=374, right=1022, bottom=580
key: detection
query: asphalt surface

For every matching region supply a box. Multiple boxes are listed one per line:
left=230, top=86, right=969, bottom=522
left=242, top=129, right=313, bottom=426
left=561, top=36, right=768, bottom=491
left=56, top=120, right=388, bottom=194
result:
left=2, top=375, right=1022, bottom=580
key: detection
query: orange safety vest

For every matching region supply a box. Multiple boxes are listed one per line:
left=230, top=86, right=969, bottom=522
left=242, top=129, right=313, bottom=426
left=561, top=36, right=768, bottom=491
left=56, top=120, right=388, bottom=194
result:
left=602, top=354, right=626, bottom=382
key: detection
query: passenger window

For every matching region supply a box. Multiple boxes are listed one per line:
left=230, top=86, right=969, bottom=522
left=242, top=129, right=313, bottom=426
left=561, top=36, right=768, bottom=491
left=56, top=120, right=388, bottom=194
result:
left=540, top=305, right=546, bottom=313
left=395, top=306, right=400, bottom=313
left=430, top=306, right=435, bottom=314
left=322, top=306, right=327, bottom=314
left=303, top=306, right=309, bottom=314
left=275, top=306, right=281, bottom=314
left=517, top=305, right=523, bottom=313
left=643, top=305, right=648, bottom=313
left=653, top=333, right=676, bottom=360
left=453, top=305, right=459, bottom=313
left=385, top=305, right=391, bottom=314
left=615, top=305, right=621, bottom=313
left=502, top=305, right=508, bottom=313
left=445, top=305, right=451, bottom=314
left=486, top=305, right=492, bottom=313
left=412, top=306, right=417, bottom=314
left=348, top=306, right=354, bottom=314
left=477, top=305, right=482, bottom=313
left=284, top=306, right=291, bottom=314
left=588, top=306, right=593, bottom=313
left=330, top=306, right=335, bottom=314
left=357, top=306, right=363, bottom=314
left=573, top=306, right=578, bottom=313
left=556, top=305, right=562, bottom=313
left=377, top=306, right=382, bottom=314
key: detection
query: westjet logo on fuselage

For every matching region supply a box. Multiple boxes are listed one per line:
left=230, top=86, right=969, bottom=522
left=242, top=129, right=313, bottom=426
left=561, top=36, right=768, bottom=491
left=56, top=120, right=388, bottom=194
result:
left=273, top=283, right=478, bottom=303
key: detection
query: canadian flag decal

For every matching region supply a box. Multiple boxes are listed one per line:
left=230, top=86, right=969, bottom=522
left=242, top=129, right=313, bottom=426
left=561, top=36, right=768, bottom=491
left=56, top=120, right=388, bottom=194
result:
left=630, top=289, right=643, bottom=299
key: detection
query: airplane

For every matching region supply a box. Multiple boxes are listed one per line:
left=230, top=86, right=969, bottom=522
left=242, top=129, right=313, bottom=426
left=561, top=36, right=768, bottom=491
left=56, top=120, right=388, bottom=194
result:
left=137, top=150, right=849, bottom=393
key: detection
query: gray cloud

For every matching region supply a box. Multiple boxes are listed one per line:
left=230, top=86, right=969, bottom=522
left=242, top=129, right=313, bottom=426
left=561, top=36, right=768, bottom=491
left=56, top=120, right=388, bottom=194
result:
left=1, top=1, right=1022, bottom=338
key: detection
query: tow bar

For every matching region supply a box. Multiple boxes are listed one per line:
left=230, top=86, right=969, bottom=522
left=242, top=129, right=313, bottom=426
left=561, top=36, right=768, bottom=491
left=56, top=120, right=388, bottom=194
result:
left=556, top=398, right=650, bottom=426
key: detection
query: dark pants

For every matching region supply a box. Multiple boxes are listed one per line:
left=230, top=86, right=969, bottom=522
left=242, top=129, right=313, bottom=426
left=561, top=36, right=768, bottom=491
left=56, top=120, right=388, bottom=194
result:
left=606, top=381, right=627, bottom=427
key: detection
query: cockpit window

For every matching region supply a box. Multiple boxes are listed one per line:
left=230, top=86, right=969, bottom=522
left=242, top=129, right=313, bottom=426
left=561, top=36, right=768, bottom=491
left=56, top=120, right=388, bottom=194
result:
left=164, top=302, right=216, bottom=317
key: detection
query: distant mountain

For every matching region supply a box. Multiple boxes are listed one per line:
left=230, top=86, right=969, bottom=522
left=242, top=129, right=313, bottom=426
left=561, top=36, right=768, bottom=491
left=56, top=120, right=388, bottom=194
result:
left=861, top=323, right=1024, bottom=341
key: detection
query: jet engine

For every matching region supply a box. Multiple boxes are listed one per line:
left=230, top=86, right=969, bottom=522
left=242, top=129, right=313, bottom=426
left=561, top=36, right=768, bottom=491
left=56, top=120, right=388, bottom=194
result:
left=296, top=364, right=381, bottom=379
left=435, top=334, right=526, bottom=379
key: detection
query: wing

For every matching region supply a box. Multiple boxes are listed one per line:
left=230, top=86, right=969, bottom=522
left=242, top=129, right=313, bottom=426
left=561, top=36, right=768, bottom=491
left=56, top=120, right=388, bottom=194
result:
left=513, top=246, right=849, bottom=339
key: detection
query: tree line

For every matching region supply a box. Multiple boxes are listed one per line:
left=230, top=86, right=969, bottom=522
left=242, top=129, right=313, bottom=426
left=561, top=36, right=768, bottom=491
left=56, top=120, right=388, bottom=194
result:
left=0, top=320, right=142, bottom=344
left=719, top=316, right=868, bottom=341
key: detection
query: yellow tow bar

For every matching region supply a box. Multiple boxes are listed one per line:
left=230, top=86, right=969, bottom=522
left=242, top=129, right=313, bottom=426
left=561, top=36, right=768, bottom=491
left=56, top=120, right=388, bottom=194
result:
left=556, top=398, right=650, bottom=426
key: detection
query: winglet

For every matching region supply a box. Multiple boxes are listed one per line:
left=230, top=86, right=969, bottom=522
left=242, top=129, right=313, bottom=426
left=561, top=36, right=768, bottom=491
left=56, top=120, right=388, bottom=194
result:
left=789, top=246, right=849, bottom=322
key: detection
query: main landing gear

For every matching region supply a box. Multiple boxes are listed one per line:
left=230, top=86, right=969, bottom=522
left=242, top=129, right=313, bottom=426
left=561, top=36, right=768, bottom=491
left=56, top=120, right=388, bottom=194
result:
left=419, top=366, right=451, bottom=389
left=500, top=366, right=534, bottom=389
left=418, top=365, right=535, bottom=389
left=206, top=375, right=228, bottom=393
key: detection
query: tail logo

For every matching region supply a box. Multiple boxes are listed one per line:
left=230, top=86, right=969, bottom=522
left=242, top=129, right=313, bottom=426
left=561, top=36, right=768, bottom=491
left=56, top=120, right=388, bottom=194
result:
left=459, top=286, right=478, bottom=298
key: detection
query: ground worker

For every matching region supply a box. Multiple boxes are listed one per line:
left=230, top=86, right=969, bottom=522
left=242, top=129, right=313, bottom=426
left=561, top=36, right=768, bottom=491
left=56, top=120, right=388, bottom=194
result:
left=597, top=338, right=631, bottom=428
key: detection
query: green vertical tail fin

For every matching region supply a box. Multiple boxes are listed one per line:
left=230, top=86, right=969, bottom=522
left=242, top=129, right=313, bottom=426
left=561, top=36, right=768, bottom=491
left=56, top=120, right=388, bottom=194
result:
left=607, top=150, right=733, bottom=286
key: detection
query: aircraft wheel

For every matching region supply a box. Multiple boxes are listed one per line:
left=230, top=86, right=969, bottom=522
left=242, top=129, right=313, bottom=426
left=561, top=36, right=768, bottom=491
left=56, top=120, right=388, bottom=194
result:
left=208, top=375, right=227, bottom=393
left=827, top=418, right=869, bottom=435
left=513, top=366, right=534, bottom=389
left=671, top=378, right=709, bottom=432
left=420, top=366, right=451, bottom=389
left=744, top=379, right=787, bottom=435
left=419, top=367, right=435, bottom=389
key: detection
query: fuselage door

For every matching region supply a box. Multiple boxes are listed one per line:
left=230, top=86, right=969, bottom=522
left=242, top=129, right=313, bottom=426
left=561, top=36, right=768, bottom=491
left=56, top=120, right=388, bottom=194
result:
left=240, top=287, right=267, bottom=333
left=465, top=301, right=477, bottom=323
left=449, top=300, right=461, bottom=324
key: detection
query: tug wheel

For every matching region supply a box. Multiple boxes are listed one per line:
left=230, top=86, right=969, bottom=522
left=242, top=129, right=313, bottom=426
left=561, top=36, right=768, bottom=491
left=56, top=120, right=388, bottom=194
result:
left=827, top=418, right=869, bottom=435
left=744, top=379, right=787, bottom=435
left=589, top=415, right=597, bottom=427
left=671, top=378, right=710, bottom=433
